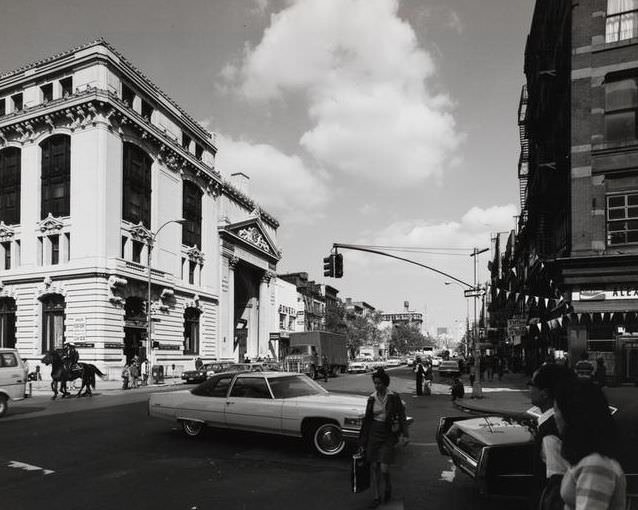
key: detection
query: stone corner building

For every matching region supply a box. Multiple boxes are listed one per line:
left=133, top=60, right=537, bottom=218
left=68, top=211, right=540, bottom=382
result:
left=0, top=39, right=281, bottom=378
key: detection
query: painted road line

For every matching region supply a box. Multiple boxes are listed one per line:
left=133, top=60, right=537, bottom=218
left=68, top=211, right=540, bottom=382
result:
left=7, top=460, right=55, bottom=475
left=439, top=459, right=456, bottom=482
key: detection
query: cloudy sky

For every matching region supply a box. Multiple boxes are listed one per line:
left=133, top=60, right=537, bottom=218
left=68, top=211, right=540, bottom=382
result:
left=0, top=0, right=534, bottom=336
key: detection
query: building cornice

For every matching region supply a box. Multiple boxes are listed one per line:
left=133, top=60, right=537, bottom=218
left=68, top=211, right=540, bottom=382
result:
left=0, top=85, right=280, bottom=229
left=0, top=38, right=214, bottom=148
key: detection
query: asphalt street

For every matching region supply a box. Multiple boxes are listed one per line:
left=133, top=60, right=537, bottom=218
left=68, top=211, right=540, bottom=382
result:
left=2, top=367, right=528, bottom=510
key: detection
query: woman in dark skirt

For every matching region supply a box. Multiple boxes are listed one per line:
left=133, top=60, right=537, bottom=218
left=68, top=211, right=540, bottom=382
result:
left=359, top=368, right=409, bottom=508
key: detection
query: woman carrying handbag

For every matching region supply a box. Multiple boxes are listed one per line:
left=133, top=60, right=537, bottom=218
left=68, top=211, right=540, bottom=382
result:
left=358, top=368, right=410, bottom=508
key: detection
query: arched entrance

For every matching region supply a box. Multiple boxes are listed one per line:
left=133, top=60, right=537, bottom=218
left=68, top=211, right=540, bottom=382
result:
left=124, top=297, right=147, bottom=363
left=0, top=297, right=16, bottom=348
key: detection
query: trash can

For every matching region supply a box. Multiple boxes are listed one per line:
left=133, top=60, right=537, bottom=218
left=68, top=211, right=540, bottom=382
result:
left=151, top=365, right=164, bottom=384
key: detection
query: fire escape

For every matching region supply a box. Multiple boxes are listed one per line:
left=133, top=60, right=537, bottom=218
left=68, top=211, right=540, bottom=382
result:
left=518, top=84, right=529, bottom=225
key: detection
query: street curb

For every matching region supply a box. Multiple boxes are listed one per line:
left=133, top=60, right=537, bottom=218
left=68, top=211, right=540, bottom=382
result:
left=452, top=399, right=528, bottom=419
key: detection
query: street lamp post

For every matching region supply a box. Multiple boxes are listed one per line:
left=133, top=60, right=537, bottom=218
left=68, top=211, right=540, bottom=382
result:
left=147, top=218, right=186, bottom=380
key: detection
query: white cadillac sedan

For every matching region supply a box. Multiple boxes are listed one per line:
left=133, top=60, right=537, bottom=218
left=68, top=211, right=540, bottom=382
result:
left=149, top=371, right=374, bottom=456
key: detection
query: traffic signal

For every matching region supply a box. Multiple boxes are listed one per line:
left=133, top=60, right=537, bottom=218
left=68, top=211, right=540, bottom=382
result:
left=323, top=254, right=335, bottom=277
left=334, top=253, right=343, bottom=278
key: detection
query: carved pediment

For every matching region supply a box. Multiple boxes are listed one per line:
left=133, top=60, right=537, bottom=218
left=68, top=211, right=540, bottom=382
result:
left=129, top=221, right=152, bottom=242
left=0, top=221, right=15, bottom=241
left=237, top=226, right=271, bottom=253
left=220, top=218, right=281, bottom=261
left=38, top=213, right=64, bottom=234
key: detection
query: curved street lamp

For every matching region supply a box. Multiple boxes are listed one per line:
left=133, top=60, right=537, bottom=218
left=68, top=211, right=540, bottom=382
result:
left=147, top=218, right=187, bottom=378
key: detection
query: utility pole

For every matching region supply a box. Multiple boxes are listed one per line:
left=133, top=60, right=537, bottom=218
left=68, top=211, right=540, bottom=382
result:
left=470, top=247, right=488, bottom=398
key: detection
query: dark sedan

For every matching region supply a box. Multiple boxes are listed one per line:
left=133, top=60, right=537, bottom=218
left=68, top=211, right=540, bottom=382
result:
left=181, top=362, right=232, bottom=384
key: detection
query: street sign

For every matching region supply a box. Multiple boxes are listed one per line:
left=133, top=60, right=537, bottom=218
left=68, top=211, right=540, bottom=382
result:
left=464, top=288, right=485, bottom=298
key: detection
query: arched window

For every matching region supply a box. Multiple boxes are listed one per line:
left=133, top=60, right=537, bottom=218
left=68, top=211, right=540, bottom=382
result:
left=0, top=297, right=16, bottom=348
left=183, top=307, right=200, bottom=354
left=0, top=148, right=21, bottom=225
left=40, top=135, right=71, bottom=219
left=182, top=181, right=202, bottom=247
left=41, top=294, right=65, bottom=352
left=122, top=143, right=152, bottom=227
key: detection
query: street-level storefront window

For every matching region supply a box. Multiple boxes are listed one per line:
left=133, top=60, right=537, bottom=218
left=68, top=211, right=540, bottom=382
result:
left=41, top=294, right=65, bottom=352
left=605, top=77, right=637, bottom=142
left=606, top=0, right=638, bottom=43
left=607, top=192, right=638, bottom=245
left=184, top=307, right=200, bottom=354
left=0, top=297, right=16, bottom=348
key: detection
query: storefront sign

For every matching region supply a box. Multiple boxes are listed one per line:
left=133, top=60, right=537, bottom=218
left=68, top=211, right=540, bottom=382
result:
left=156, top=344, right=181, bottom=351
left=278, top=305, right=296, bottom=316
left=507, top=319, right=527, bottom=336
left=105, top=343, right=124, bottom=349
left=573, top=287, right=638, bottom=301
left=74, top=342, right=95, bottom=349
left=269, top=333, right=280, bottom=341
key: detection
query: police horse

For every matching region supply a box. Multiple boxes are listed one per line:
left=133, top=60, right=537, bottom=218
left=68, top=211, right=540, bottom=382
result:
left=41, top=350, right=105, bottom=399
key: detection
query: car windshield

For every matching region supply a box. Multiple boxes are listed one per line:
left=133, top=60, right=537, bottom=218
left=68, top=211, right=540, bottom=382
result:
left=267, top=375, right=327, bottom=398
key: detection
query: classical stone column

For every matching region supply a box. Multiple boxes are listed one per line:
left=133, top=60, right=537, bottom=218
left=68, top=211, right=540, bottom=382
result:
left=258, top=271, right=273, bottom=358
left=227, top=256, right=238, bottom=359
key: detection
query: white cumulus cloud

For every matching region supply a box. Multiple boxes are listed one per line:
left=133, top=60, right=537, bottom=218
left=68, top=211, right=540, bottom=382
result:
left=228, top=0, right=463, bottom=187
left=214, top=134, right=332, bottom=223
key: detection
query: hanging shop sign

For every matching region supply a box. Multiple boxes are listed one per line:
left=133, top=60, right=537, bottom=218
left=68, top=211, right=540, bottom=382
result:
left=573, top=287, right=638, bottom=301
left=507, top=319, right=527, bottom=336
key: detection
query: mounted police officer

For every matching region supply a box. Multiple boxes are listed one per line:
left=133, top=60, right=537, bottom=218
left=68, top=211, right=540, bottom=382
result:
left=63, top=341, right=80, bottom=378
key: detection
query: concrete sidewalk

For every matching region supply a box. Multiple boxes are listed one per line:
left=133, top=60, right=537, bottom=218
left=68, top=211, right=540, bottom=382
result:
left=26, top=376, right=185, bottom=397
left=451, top=371, right=638, bottom=417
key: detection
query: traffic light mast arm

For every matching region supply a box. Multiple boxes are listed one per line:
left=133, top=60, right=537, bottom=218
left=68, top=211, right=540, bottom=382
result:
left=332, top=243, right=473, bottom=288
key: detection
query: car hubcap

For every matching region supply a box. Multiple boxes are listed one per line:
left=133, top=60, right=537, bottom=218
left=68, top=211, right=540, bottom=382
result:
left=183, top=421, right=202, bottom=436
left=315, top=424, right=344, bottom=455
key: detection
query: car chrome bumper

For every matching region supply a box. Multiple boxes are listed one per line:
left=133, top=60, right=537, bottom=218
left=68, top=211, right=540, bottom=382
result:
left=342, top=428, right=362, bottom=440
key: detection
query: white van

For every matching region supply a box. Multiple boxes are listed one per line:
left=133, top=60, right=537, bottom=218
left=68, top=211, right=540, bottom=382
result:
left=0, top=348, right=28, bottom=417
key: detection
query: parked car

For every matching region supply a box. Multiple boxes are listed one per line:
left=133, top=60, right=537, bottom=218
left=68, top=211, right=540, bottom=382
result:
left=149, top=371, right=414, bottom=457
left=220, top=362, right=272, bottom=373
left=436, top=412, right=537, bottom=504
left=181, top=362, right=233, bottom=384
left=386, top=357, right=402, bottom=367
left=431, top=356, right=442, bottom=367
left=0, top=348, right=28, bottom=417
left=437, top=360, right=460, bottom=378
left=347, top=359, right=371, bottom=373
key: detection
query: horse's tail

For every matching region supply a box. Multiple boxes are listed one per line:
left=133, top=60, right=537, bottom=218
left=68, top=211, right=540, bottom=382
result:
left=92, top=365, right=105, bottom=378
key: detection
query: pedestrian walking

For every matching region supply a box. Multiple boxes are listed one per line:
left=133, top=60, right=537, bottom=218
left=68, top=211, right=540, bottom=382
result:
left=594, top=357, right=607, bottom=388
left=413, top=357, right=425, bottom=396
left=359, top=368, right=409, bottom=508
left=450, top=376, right=464, bottom=401
left=195, top=357, right=203, bottom=370
left=141, top=358, right=149, bottom=386
left=121, top=363, right=130, bottom=390
left=423, top=361, right=433, bottom=396
left=527, top=363, right=576, bottom=510
left=129, top=357, right=140, bottom=388
left=554, top=378, right=626, bottom=509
